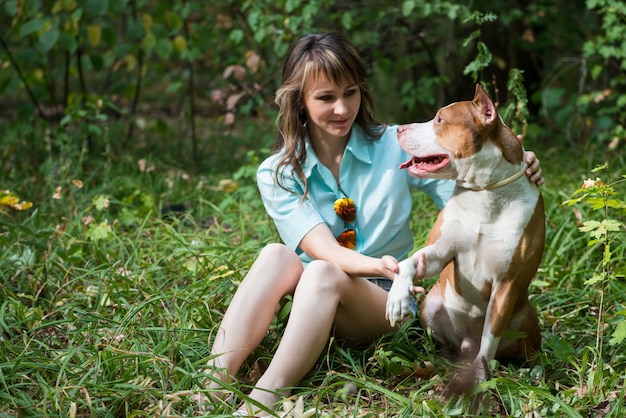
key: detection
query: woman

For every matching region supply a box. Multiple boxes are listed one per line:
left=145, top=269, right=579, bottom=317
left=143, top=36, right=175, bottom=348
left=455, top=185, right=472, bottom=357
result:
left=202, top=32, right=543, bottom=416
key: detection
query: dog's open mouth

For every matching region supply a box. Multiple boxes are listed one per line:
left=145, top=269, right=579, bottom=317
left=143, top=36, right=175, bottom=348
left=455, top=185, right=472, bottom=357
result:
left=400, top=154, right=450, bottom=173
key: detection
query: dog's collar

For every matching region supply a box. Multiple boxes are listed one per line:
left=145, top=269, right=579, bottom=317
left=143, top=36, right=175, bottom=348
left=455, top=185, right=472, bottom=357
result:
left=460, top=166, right=527, bottom=191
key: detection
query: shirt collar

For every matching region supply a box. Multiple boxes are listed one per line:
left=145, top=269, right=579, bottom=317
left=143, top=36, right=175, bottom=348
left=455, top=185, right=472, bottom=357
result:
left=302, top=125, right=373, bottom=179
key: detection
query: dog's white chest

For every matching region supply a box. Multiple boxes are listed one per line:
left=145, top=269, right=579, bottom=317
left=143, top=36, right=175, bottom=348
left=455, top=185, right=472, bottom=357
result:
left=440, top=191, right=536, bottom=300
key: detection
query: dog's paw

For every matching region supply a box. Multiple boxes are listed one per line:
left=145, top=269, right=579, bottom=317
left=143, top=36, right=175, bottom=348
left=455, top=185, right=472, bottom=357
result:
left=473, top=356, right=491, bottom=382
left=385, top=276, right=415, bottom=327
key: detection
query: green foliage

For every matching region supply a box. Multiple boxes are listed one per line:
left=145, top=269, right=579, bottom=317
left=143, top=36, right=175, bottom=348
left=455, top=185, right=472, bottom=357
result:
left=501, top=68, right=531, bottom=136
left=1, top=0, right=626, bottom=416
left=0, top=131, right=272, bottom=415
left=3, top=117, right=625, bottom=415
left=462, top=11, right=497, bottom=82
left=563, top=163, right=626, bottom=348
left=2, top=0, right=616, bottom=154
left=579, top=0, right=626, bottom=148
left=1, top=0, right=563, bottom=140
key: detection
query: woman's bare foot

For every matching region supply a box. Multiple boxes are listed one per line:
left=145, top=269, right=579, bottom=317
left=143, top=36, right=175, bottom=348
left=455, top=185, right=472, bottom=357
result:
left=237, top=388, right=282, bottom=417
left=191, top=367, right=234, bottom=412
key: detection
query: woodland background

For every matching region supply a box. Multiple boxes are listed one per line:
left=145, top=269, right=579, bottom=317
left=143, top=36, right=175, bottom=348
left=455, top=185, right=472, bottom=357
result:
left=0, top=0, right=624, bottom=416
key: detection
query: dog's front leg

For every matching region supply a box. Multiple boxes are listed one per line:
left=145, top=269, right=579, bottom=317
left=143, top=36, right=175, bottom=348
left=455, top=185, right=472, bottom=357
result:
left=386, top=252, right=425, bottom=326
left=385, top=245, right=452, bottom=326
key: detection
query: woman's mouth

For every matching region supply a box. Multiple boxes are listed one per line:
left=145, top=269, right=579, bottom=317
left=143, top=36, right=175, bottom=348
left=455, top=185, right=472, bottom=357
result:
left=330, top=118, right=350, bottom=127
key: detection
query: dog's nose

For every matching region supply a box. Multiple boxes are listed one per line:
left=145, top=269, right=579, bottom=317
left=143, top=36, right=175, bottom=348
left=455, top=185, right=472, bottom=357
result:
left=398, top=126, right=406, bottom=135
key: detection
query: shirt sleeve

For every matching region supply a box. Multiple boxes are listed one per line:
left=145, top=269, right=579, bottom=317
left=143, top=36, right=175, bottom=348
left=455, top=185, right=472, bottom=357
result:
left=256, top=160, right=325, bottom=252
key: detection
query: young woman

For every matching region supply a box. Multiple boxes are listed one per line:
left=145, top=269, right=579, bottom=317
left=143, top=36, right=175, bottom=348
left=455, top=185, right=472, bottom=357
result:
left=202, top=32, right=543, bottom=416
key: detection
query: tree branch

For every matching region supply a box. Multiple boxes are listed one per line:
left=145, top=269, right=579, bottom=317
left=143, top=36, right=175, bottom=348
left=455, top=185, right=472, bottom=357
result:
left=126, top=0, right=145, bottom=144
left=0, top=34, right=48, bottom=121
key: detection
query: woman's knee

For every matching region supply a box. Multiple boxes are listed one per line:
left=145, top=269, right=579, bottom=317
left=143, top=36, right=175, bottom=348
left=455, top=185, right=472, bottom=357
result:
left=257, top=243, right=300, bottom=266
left=298, top=260, right=350, bottom=294
left=245, top=243, right=303, bottom=293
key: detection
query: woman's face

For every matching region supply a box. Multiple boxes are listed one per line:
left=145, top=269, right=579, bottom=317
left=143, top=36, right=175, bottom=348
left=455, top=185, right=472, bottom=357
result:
left=303, top=73, right=361, bottom=145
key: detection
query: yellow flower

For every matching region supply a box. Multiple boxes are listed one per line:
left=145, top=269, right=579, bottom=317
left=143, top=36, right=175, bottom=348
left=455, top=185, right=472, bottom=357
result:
left=0, top=190, right=33, bottom=211
left=337, top=229, right=356, bottom=249
left=0, top=193, right=18, bottom=207
left=11, top=201, right=33, bottom=210
left=333, top=197, right=356, bottom=223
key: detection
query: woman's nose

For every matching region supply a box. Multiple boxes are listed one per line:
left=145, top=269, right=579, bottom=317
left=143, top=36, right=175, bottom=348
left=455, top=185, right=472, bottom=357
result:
left=334, top=99, right=348, bottom=115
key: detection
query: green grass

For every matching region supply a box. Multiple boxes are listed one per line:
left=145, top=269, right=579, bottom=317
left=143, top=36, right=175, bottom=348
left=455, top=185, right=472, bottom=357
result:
left=1, top=118, right=625, bottom=417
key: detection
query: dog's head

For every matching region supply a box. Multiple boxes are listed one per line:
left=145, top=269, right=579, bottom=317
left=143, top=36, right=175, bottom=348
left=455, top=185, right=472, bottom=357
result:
left=398, top=84, right=523, bottom=182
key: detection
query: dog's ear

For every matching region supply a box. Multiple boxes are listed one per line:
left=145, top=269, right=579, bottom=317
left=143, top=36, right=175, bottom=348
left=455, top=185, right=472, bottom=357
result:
left=472, top=84, right=497, bottom=125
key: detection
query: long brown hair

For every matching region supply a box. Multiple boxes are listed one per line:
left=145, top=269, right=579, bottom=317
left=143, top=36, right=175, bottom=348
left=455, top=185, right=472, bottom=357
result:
left=273, top=33, right=382, bottom=197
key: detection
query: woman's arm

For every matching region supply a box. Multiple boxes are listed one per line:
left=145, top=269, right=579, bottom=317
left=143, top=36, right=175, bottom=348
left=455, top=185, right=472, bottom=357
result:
left=298, top=223, right=400, bottom=280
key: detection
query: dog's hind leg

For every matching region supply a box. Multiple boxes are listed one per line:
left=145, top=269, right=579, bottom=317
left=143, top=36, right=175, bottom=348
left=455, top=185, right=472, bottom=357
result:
left=496, top=300, right=541, bottom=362
left=421, top=282, right=465, bottom=358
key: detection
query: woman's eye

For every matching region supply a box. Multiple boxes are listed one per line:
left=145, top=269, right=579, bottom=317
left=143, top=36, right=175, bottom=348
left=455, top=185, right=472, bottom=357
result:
left=317, top=95, right=333, bottom=101
left=345, top=89, right=357, bottom=97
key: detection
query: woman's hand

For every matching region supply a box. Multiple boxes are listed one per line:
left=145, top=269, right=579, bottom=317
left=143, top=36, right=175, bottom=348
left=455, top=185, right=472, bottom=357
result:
left=518, top=135, right=544, bottom=187
left=524, top=150, right=544, bottom=187
left=382, top=254, right=425, bottom=294
left=380, top=255, right=399, bottom=280
left=409, top=252, right=427, bottom=294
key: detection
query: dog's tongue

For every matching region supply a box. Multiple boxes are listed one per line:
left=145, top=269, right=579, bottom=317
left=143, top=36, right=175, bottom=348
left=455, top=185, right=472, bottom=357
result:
left=399, top=158, right=414, bottom=169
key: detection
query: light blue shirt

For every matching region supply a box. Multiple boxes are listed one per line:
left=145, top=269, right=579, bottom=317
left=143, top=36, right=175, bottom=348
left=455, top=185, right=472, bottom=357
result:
left=256, top=124, right=454, bottom=265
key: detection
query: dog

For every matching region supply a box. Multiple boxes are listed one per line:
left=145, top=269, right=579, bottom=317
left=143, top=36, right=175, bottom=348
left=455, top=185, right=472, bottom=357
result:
left=385, top=84, right=544, bottom=389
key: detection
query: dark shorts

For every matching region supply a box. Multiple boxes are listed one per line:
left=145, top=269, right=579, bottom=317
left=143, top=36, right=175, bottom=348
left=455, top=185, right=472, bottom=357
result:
left=366, top=278, right=417, bottom=317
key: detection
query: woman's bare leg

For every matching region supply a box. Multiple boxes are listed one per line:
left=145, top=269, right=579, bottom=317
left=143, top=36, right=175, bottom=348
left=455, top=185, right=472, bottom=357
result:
left=206, top=243, right=303, bottom=393
left=243, top=260, right=394, bottom=415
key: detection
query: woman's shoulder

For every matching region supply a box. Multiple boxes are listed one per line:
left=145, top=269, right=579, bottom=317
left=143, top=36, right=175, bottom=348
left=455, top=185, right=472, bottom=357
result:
left=256, top=149, right=303, bottom=191
left=258, top=148, right=288, bottom=173
left=379, top=124, right=399, bottom=142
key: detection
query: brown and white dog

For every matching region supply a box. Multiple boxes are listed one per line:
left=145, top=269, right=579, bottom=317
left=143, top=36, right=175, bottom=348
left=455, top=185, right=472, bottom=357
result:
left=385, top=84, right=544, bottom=387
